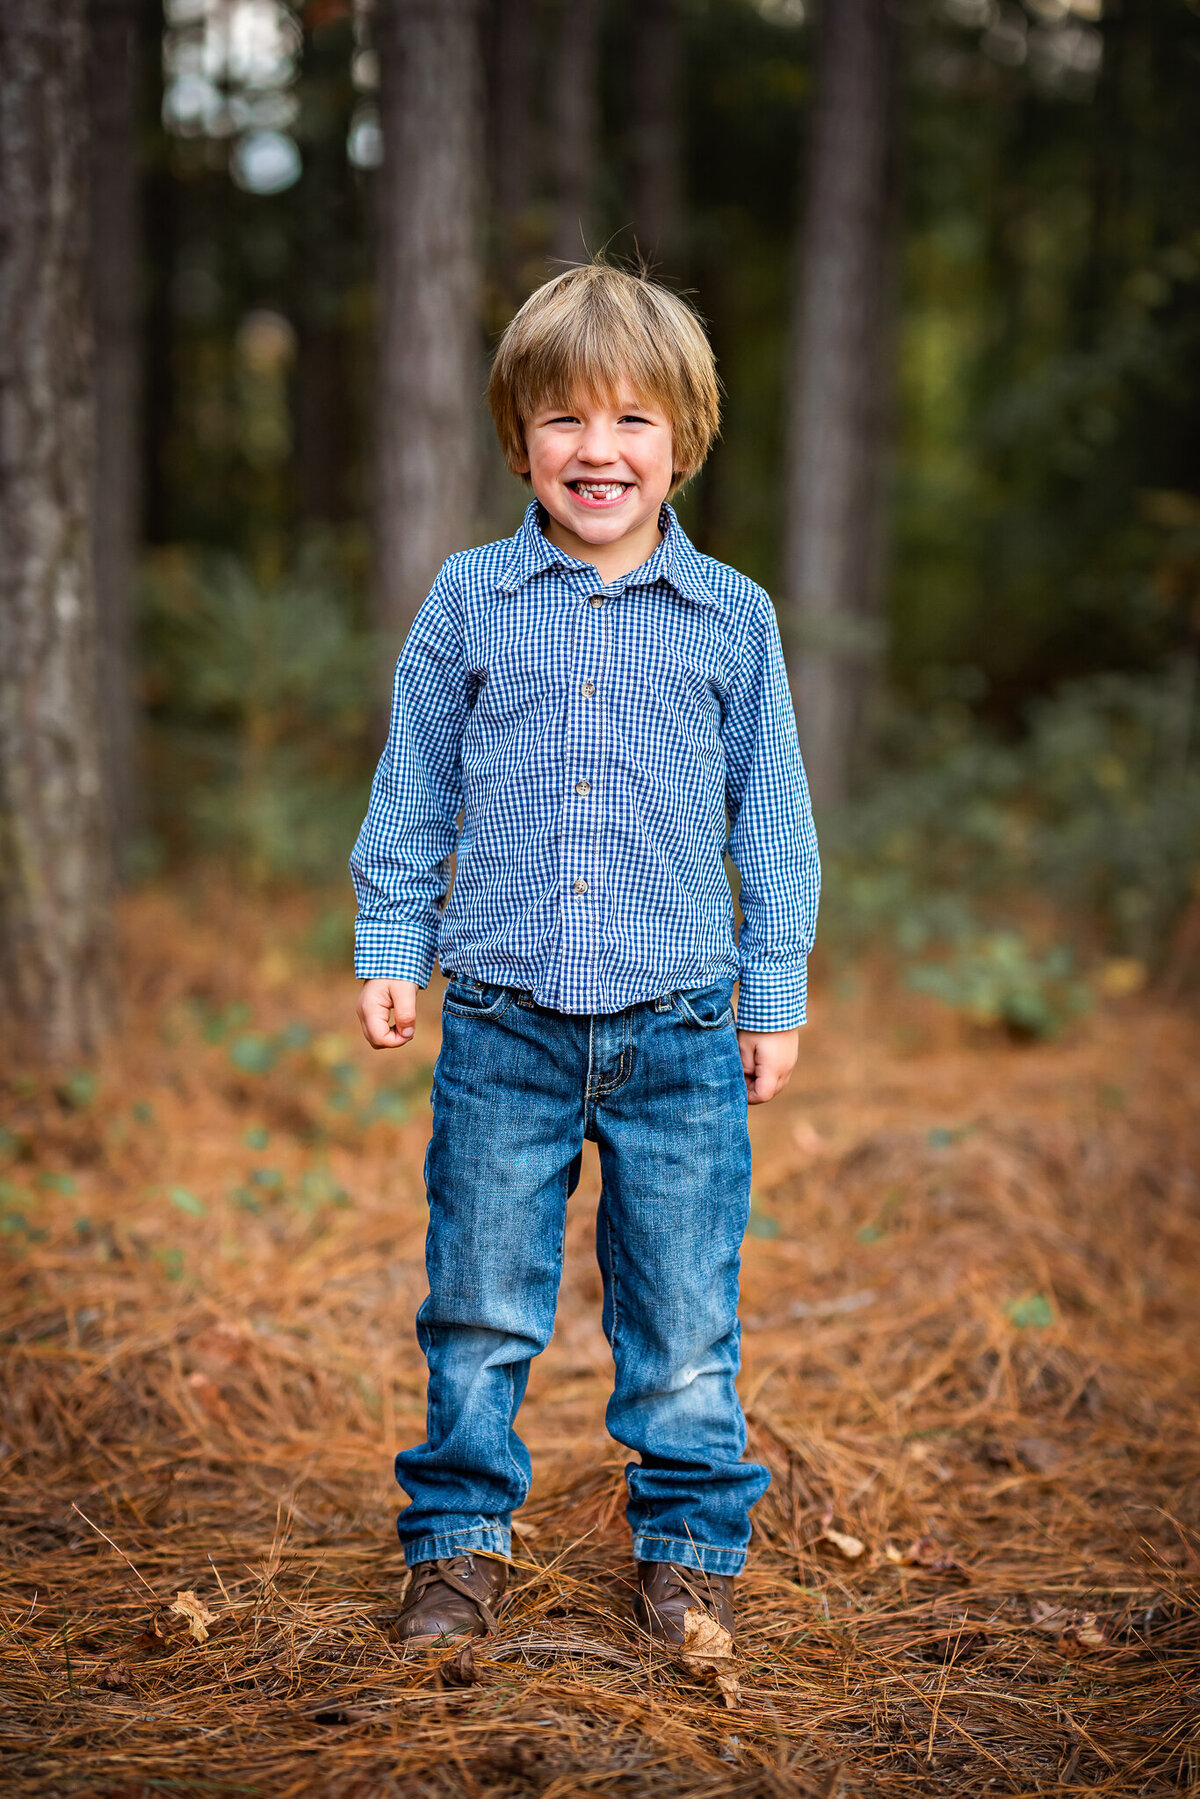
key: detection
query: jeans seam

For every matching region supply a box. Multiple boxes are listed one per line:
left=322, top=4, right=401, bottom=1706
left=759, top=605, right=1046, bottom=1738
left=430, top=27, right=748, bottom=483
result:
left=594, top=1009, right=633, bottom=1095
left=634, top=1532, right=745, bottom=1553
left=504, top=1362, right=526, bottom=1504
left=443, top=993, right=513, bottom=1020
left=604, top=1200, right=622, bottom=1359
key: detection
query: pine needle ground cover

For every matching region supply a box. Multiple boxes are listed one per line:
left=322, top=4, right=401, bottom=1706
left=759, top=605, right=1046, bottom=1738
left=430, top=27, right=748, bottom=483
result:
left=2, top=885, right=1197, bottom=1798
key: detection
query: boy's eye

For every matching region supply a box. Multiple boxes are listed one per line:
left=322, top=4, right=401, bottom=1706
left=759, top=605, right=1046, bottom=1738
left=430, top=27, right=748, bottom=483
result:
left=545, top=414, right=580, bottom=426
left=619, top=414, right=651, bottom=425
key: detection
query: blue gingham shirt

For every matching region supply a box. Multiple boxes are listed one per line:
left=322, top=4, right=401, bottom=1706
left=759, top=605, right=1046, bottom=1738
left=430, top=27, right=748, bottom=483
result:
left=351, top=503, right=819, bottom=1031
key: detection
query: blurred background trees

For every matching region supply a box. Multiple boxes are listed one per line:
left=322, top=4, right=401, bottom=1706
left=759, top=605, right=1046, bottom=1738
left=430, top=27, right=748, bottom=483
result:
left=3, top=0, right=1199, bottom=1053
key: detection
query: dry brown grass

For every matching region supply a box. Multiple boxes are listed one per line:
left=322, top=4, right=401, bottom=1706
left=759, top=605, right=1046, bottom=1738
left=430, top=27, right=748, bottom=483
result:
left=2, top=881, right=1198, bottom=1798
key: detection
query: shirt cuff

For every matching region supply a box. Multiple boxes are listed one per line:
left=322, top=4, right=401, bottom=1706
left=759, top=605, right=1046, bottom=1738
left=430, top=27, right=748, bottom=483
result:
left=353, top=918, right=437, bottom=985
left=735, top=961, right=808, bottom=1032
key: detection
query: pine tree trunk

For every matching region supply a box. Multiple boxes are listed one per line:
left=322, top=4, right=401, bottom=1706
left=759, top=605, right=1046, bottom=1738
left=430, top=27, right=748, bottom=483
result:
left=0, top=0, right=115, bottom=1060
left=782, top=0, right=893, bottom=808
left=88, top=0, right=142, bottom=862
left=550, top=0, right=601, bottom=268
left=630, top=0, right=683, bottom=277
left=487, top=0, right=537, bottom=307
left=375, top=0, right=483, bottom=640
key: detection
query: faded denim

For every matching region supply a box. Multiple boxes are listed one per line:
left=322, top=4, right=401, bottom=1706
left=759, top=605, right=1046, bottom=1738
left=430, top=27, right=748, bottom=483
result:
left=395, top=976, right=770, bottom=1575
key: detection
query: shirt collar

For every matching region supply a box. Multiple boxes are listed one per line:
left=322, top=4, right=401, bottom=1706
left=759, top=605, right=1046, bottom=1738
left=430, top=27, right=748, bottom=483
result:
left=496, top=500, right=717, bottom=608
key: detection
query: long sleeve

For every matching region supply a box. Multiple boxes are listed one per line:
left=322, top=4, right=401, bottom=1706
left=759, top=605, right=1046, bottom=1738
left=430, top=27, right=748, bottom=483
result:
left=723, top=591, right=821, bottom=1032
left=350, top=563, right=471, bottom=983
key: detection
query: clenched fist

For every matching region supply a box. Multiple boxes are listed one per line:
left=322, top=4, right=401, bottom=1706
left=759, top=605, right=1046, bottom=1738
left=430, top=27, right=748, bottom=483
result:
left=357, top=977, right=418, bottom=1049
left=737, top=1027, right=799, bottom=1105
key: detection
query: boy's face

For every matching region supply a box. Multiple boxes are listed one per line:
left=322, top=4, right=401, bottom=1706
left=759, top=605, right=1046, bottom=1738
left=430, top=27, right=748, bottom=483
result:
left=518, top=386, right=675, bottom=561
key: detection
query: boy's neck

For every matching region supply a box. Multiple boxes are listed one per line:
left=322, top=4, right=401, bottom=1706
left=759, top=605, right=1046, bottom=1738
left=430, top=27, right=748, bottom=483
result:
left=540, top=507, right=665, bottom=586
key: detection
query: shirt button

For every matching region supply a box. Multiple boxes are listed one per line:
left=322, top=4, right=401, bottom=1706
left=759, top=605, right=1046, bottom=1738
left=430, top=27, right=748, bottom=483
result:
left=572, top=877, right=588, bottom=894
left=580, top=679, right=595, bottom=697
left=588, top=593, right=604, bottom=608
left=575, top=780, right=591, bottom=795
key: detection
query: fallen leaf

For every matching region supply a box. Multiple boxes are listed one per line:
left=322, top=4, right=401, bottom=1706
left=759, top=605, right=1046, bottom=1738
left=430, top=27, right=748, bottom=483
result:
left=94, top=1660, right=133, bottom=1691
left=1029, top=1601, right=1109, bottom=1653
left=186, top=1370, right=225, bottom=1414
left=1073, top=1615, right=1108, bottom=1652
left=189, top=1323, right=252, bottom=1369
left=821, top=1526, right=865, bottom=1560
left=901, top=1535, right=960, bottom=1572
left=440, top=1641, right=478, bottom=1685
left=677, top=1606, right=740, bottom=1710
left=130, top=1613, right=177, bottom=1658
left=169, top=1590, right=217, bottom=1644
left=884, top=1542, right=904, bottom=1563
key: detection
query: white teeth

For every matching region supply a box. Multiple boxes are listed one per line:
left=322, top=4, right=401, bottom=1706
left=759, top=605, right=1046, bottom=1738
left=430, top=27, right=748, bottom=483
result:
left=574, top=482, right=627, bottom=498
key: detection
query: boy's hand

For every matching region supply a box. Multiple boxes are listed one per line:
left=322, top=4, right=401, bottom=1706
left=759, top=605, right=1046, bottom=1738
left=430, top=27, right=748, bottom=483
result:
left=357, top=977, right=418, bottom=1049
left=737, top=1028, right=799, bottom=1105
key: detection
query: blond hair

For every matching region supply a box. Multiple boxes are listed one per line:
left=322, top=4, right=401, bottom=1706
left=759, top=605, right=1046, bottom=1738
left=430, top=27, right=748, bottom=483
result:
left=487, top=261, right=721, bottom=490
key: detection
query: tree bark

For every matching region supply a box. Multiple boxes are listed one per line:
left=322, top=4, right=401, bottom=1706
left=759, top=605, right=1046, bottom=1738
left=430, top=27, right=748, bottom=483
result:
left=0, top=0, right=115, bottom=1060
left=88, top=0, right=143, bottom=861
left=375, top=0, right=484, bottom=640
left=487, top=0, right=538, bottom=308
left=630, top=0, right=683, bottom=277
left=782, top=0, right=894, bottom=807
left=550, top=0, right=601, bottom=268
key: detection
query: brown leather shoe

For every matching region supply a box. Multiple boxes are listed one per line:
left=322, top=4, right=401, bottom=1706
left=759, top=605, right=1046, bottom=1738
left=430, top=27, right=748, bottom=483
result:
left=633, top=1560, right=737, bottom=1648
left=396, top=1553, right=509, bottom=1648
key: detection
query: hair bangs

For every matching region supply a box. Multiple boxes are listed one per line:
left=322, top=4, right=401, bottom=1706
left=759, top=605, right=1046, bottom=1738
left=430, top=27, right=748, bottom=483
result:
left=488, top=261, right=721, bottom=489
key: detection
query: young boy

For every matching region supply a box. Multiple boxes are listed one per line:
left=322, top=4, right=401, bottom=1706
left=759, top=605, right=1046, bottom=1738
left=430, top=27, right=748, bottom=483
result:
left=351, top=261, right=819, bottom=1650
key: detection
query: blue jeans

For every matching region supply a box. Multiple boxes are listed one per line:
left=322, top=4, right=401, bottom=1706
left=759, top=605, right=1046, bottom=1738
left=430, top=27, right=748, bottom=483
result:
left=395, top=976, right=770, bottom=1576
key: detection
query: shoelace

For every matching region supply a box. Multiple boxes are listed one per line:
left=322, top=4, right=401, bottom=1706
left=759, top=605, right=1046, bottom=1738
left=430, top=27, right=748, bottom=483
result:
left=408, top=1554, right=500, bottom=1631
left=647, top=1562, right=720, bottom=1612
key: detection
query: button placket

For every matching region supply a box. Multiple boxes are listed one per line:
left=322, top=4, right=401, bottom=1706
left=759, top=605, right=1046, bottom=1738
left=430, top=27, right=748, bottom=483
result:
left=563, top=583, right=608, bottom=973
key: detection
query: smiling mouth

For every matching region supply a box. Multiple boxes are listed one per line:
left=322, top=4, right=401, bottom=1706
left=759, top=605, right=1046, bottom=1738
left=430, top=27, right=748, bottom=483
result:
left=568, top=480, right=632, bottom=504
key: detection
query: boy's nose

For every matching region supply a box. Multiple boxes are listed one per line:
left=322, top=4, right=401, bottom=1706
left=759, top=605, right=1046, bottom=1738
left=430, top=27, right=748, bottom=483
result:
left=577, top=422, right=620, bottom=464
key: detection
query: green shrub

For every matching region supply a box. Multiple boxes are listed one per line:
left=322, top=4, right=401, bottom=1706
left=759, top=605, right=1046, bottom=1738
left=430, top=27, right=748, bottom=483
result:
left=906, top=933, right=1092, bottom=1039
left=822, top=669, right=1200, bottom=998
left=141, top=548, right=379, bottom=882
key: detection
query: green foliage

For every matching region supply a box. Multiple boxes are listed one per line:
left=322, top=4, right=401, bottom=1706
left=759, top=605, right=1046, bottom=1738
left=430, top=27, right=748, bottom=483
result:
left=141, top=549, right=377, bottom=882
left=746, top=1195, right=780, bottom=1240
left=1007, top=1293, right=1055, bottom=1331
left=823, top=670, right=1200, bottom=1016
left=56, top=1071, right=97, bottom=1111
left=228, top=1033, right=279, bottom=1075
left=907, top=934, right=1091, bottom=1040
left=169, top=1186, right=207, bottom=1217
left=36, top=1172, right=77, bottom=1195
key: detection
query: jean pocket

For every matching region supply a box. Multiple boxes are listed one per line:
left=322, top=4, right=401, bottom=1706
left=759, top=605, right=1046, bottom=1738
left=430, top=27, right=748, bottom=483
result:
left=673, top=982, right=735, bottom=1030
left=442, top=978, right=513, bottom=1020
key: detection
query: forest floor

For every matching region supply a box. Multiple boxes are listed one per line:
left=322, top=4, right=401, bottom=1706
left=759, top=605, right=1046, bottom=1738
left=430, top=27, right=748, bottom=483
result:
left=1, top=881, right=1198, bottom=1799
